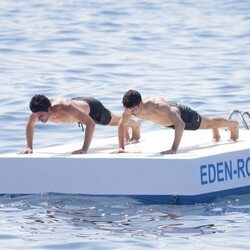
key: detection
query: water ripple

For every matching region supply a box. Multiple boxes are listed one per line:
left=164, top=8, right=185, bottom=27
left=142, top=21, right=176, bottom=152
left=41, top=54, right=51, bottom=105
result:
left=0, top=0, right=250, bottom=248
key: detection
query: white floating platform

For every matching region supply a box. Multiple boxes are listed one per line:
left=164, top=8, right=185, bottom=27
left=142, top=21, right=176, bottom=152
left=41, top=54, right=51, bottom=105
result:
left=0, top=129, right=249, bottom=204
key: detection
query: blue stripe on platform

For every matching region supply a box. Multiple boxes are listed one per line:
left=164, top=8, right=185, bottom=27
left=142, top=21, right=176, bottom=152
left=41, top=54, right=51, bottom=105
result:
left=132, top=185, right=250, bottom=205
left=1, top=186, right=249, bottom=205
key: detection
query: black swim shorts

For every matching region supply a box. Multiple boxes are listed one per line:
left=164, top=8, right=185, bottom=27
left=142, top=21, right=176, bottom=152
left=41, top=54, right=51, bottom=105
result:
left=72, top=97, right=112, bottom=125
left=167, top=103, right=202, bottom=130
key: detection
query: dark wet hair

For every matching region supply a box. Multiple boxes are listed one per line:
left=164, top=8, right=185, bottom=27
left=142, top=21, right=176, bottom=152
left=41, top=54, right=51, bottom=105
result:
left=29, top=94, right=51, bottom=113
left=122, top=90, right=142, bottom=108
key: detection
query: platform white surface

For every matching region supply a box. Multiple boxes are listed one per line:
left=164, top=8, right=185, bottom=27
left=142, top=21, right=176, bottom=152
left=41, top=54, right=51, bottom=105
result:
left=0, top=129, right=249, bottom=204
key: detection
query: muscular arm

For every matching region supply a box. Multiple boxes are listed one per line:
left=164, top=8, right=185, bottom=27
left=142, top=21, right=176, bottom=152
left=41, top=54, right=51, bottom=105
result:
left=20, top=113, right=37, bottom=154
left=157, top=104, right=185, bottom=154
left=118, top=109, right=131, bottom=151
left=168, top=111, right=185, bottom=153
left=64, top=104, right=96, bottom=154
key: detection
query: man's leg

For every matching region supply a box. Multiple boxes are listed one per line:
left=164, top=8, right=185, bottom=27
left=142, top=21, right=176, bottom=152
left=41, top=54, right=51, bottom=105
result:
left=199, top=116, right=239, bottom=141
left=212, top=128, right=221, bottom=141
left=109, top=113, right=140, bottom=141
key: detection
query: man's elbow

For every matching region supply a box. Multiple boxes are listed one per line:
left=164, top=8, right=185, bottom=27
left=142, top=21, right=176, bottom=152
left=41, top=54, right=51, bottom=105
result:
left=176, top=120, right=185, bottom=130
left=91, top=120, right=96, bottom=128
left=26, top=123, right=35, bottom=132
left=118, top=121, right=126, bottom=130
left=87, top=120, right=96, bottom=130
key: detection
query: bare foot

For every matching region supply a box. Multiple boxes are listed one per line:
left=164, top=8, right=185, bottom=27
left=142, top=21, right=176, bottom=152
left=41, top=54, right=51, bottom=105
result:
left=229, top=121, right=239, bottom=141
left=212, top=128, right=221, bottom=142
left=130, top=122, right=141, bottom=141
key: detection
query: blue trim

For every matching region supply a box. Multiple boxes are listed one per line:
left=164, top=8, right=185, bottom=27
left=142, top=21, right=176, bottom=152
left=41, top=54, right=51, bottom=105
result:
left=1, top=186, right=249, bottom=205
left=132, top=185, right=250, bottom=205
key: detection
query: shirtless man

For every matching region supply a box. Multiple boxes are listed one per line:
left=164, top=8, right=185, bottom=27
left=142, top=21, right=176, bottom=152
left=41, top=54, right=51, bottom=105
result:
left=20, top=94, right=140, bottom=154
left=118, top=90, right=239, bottom=154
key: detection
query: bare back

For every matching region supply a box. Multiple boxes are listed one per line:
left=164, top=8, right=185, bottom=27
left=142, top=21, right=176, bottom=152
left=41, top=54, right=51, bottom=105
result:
left=135, top=98, right=181, bottom=126
left=48, top=99, right=90, bottom=123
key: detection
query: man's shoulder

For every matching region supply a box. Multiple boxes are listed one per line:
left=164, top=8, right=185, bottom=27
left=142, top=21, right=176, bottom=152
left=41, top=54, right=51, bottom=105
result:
left=144, top=97, right=168, bottom=107
left=144, top=97, right=167, bottom=103
left=143, top=98, right=155, bottom=106
left=52, top=99, right=71, bottom=111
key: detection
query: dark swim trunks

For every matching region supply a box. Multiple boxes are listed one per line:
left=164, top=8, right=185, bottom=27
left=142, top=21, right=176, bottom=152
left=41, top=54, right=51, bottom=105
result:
left=167, top=104, right=202, bottom=130
left=72, top=97, right=112, bottom=125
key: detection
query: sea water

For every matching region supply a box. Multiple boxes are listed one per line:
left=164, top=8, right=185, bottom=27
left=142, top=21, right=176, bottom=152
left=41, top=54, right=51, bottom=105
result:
left=0, top=0, right=249, bottom=249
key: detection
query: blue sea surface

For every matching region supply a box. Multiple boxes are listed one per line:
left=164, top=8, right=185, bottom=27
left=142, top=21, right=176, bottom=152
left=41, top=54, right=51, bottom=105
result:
left=0, top=0, right=249, bottom=249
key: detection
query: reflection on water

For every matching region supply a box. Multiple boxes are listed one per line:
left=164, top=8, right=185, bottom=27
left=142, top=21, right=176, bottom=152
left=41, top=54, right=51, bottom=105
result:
left=0, top=194, right=250, bottom=249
